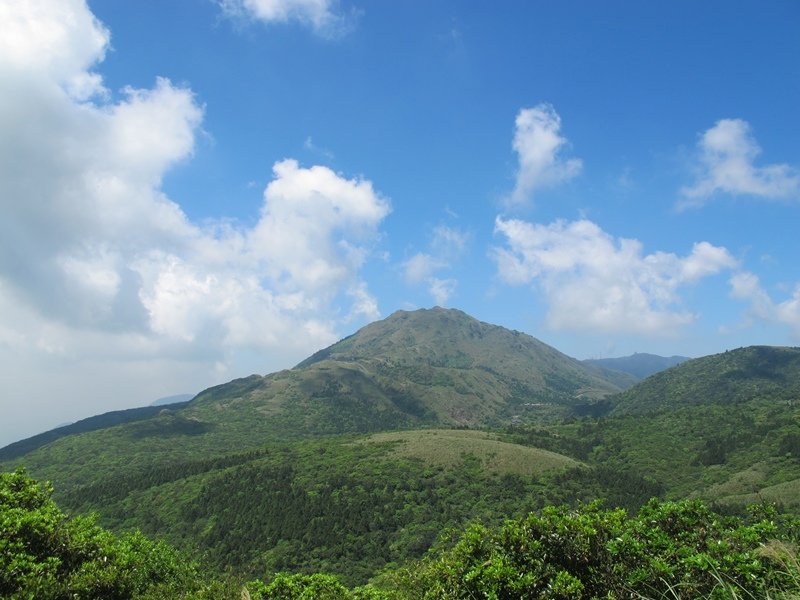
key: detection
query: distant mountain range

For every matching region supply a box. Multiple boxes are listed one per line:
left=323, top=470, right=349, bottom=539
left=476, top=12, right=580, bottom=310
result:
left=583, top=353, right=690, bottom=380
left=150, top=393, right=195, bottom=407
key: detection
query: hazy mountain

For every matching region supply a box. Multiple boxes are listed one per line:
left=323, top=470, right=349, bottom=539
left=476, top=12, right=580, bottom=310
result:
left=583, top=353, right=690, bottom=381
left=0, top=401, right=191, bottom=461
left=150, top=393, right=195, bottom=407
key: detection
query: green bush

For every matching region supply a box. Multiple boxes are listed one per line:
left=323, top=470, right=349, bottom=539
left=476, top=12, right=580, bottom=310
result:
left=246, top=572, right=392, bottom=600
left=385, top=499, right=800, bottom=599
left=0, top=468, right=229, bottom=599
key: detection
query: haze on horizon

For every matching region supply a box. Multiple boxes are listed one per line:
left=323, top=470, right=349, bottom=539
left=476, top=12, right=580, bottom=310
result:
left=1, top=0, right=799, bottom=446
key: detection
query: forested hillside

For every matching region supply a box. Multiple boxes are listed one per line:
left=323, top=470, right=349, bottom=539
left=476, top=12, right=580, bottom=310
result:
left=4, top=469, right=800, bottom=599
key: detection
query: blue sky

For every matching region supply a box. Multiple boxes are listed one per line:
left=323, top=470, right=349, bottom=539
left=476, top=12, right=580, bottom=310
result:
left=1, top=0, right=799, bottom=446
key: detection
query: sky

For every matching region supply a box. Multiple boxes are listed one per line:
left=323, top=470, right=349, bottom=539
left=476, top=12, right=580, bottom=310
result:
left=1, top=0, right=799, bottom=447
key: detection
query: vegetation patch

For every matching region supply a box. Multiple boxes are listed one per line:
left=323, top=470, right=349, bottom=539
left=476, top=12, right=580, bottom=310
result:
left=363, top=429, right=577, bottom=477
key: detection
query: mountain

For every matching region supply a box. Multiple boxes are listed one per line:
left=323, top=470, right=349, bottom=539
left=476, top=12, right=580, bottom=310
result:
left=551, top=345, right=800, bottom=507
left=174, top=306, right=629, bottom=435
left=0, top=307, right=625, bottom=488
left=0, top=400, right=192, bottom=461
left=611, top=345, right=800, bottom=415
left=151, top=393, right=195, bottom=407
left=583, top=353, right=690, bottom=381
left=1, top=303, right=643, bottom=584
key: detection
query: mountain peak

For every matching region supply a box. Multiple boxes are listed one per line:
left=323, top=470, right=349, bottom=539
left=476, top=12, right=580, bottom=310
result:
left=296, top=306, right=539, bottom=374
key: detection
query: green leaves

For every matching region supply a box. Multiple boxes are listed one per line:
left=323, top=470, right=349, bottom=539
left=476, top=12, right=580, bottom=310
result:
left=0, top=468, right=227, bottom=599
left=388, top=499, right=799, bottom=599
left=246, top=573, right=391, bottom=600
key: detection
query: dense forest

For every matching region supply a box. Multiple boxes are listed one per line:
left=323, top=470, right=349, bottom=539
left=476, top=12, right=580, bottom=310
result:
left=4, top=469, right=800, bottom=599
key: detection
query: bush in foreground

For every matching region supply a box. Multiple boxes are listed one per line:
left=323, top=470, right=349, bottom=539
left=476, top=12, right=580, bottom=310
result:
left=0, top=468, right=230, bottom=599
left=383, top=499, right=800, bottom=599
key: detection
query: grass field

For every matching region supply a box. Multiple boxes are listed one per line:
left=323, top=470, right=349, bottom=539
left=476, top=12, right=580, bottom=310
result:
left=362, top=429, right=578, bottom=477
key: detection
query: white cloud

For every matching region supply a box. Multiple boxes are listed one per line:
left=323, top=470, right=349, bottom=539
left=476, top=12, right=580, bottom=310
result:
left=403, top=253, right=444, bottom=285
left=401, top=225, right=469, bottom=305
left=429, top=278, right=457, bottom=306
left=0, top=0, right=388, bottom=445
left=492, top=217, right=737, bottom=334
left=431, top=224, right=469, bottom=257
left=0, top=0, right=109, bottom=99
left=680, top=118, right=800, bottom=208
left=508, top=104, right=582, bottom=207
left=219, top=0, right=356, bottom=37
left=730, top=272, right=800, bottom=337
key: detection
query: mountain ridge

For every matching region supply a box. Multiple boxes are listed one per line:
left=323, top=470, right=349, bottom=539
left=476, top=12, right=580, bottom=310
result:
left=611, top=345, right=800, bottom=415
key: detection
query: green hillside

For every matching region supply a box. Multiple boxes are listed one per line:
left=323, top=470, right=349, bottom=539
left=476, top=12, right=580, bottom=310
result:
left=611, top=345, right=800, bottom=415
left=1, top=307, right=625, bottom=490
left=507, top=346, right=800, bottom=504
left=5, top=469, right=800, bottom=600
left=44, top=431, right=656, bottom=586
left=361, top=429, right=577, bottom=476
left=0, top=401, right=192, bottom=461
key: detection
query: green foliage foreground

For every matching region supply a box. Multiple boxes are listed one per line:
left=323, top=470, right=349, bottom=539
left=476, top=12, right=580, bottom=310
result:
left=384, top=500, right=800, bottom=599
left=0, top=469, right=230, bottom=599
left=3, top=468, right=800, bottom=599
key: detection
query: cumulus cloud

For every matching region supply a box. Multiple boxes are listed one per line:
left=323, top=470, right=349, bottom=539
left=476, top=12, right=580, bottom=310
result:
left=401, top=225, right=469, bottom=305
left=0, top=0, right=388, bottom=444
left=403, top=253, right=445, bottom=285
left=508, top=104, right=582, bottom=207
left=730, top=272, right=800, bottom=337
left=680, top=118, right=800, bottom=208
left=492, top=218, right=737, bottom=334
left=219, top=0, right=356, bottom=37
left=428, top=278, right=458, bottom=306
left=0, top=0, right=110, bottom=99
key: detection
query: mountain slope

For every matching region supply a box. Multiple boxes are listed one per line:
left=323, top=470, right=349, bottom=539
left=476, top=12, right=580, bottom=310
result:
left=4, top=319, right=800, bottom=586
left=1, top=307, right=625, bottom=488
left=504, top=345, right=800, bottom=504
left=611, top=345, right=800, bottom=415
left=0, top=401, right=192, bottom=461
left=179, top=307, right=625, bottom=440
left=47, top=431, right=649, bottom=586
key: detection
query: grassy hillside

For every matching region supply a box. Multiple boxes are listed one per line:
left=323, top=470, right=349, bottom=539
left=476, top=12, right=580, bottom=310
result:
left=360, top=429, right=577, bottom=476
